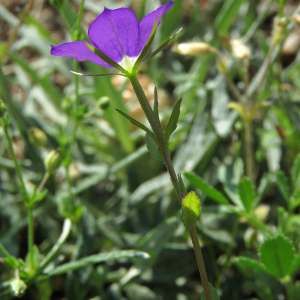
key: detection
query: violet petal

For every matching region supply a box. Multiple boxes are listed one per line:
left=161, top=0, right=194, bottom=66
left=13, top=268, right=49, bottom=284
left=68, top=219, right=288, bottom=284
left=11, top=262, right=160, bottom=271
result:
left=138, top=1, right=174, bottom=53
left=50, top=41, right=113, bottom=68
left=88, top=7, right=140, bottom=62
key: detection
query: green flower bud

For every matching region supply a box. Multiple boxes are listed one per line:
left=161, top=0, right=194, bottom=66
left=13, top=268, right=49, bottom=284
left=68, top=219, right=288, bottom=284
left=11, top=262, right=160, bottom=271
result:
left=49, top=0, right=65, bottom=10
left=98, top=96, right=110, bottom=110
left=29, top=127, right=47, bottom=147
left=44, top=150, right=61, bottom=174
left=9, top=279, right=27, bottom=297
left=0, top=100, right=6, bottom=118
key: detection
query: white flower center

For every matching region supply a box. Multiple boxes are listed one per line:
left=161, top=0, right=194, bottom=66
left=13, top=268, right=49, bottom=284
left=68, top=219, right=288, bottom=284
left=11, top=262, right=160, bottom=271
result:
left=119, top=56, right=138, bottom=72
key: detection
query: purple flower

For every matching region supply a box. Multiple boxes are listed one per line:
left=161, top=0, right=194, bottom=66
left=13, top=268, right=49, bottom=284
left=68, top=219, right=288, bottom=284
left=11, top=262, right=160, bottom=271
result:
left=51, top=1, right=174, bottom=73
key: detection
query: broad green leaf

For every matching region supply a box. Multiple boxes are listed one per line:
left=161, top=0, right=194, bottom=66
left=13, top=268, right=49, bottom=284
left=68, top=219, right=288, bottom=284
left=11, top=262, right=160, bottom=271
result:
left=201, top=283, right=220, bottom=300
left=116, top=109, right=154, bottom=138
left=145, top=133, right=164, bottom=162
left=234, top=257, right=267, bottom=273
left=290, top=252, right=300, bottom=275
left=181, top=191, right=201, bottom=227
left=134, top=17, right=157, bottom=70
left=184, top=172, right=228, bottom=205
left=274, top=170, right=290, bottom=203
left=238, top=177, right=254, bottom=212
left=260, top=235, right=295, bottom=279
left=292, top=153, right=300, bottom=189
left=139, top=28, right=182, bottom=70
left=164, top=98, right=182, bottom=144
left=83, top=41, right=128, bottom=75
left=48, top=250, right=150, bottom=276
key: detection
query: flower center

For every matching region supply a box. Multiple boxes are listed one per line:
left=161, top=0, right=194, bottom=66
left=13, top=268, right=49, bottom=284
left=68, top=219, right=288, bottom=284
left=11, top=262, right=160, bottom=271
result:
left=119, top=56, right=138, bottom=73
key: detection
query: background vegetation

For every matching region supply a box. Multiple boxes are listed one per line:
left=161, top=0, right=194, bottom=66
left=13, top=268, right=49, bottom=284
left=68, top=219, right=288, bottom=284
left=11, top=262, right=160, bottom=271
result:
left=1, top=0, right=300, bottom=299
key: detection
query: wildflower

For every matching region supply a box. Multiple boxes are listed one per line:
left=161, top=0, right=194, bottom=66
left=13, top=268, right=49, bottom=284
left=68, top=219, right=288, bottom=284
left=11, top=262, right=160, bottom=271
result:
left=51, top=1, right=174, bottom=74
left=230, top=39, right=250, bottom=61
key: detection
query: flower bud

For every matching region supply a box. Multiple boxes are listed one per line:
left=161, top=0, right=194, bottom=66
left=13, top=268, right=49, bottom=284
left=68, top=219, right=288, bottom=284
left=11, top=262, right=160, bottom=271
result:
left=230, top=39, right=250, bottom=61
left=9, top=279, right=27, bottom=297
left=254, top=205, right=270, bottom=222
left=44, top=150, right=61, bottom=174
left=98, top=96, right=110, bottom=110
left=172, top=42, right=211, bottom=55
left=29, top=127, right=47, bottom=147
left=69, top=162, right=82, bottom=182
left=216, top=57, right=227, bottom=74
left=0, top=100, right=6, bottom=118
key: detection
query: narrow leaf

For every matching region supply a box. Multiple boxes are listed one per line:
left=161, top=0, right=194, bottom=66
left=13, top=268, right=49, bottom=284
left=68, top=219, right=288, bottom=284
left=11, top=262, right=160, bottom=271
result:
left=134, top=17, right=157, bottom=70
left=164, top=98, right=182, bottom=144
left=238, top=177, right=254, bottom=212
left=83, top=41, right=129, bottom=75
left=139, top=28, right=182, bottom=70
left=234, top=257, right=267, bottom=273
left=145, top=133, right=164, bottom=162
left=116, top=109, right=154, bottom=138
left=184, top=172, right=229, bottom=205
left=48, top=250, right=150, bottom=276
left=71, top=71, right=125, bottom=77
left=178, top=173, right=187, bottom=195
left=259, top=235, right=295, bottom=279
left=274, top=170, right=290, bottom=203
left=201, top=283, right=220, bottom=300
left=154, top=86, right=161, bottom=126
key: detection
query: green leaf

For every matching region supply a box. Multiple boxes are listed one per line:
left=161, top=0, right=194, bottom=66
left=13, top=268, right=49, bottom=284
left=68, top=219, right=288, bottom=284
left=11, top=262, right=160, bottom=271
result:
left=201, top=283, right=220, bottom=300
left=178, top=173, right=187, bottom=195
left=259, top=235, right=295, bottom=279
left=184, top=172, right=229, bottom=205
left=274, top=170, right=290, bottom=203
left=48, top=250, right=150, bottom=276
left=292, top=153, right=300, bottom=189
left=181, top=191, right=201, bottom=227
left=164, top=98, right=182, bottom=144
left=238, top=177, right=254, bottom=212
left=254, top=173, right=272, bottom=207
left=145, top=133, right=164, bottom=162
left=234, top=257, right=267, bottom=273
left=83, top=41, right=129, bottom=75
left=25, top=245, right=40, bottom=272
left=290, top=252, right=300, bottom=275
left=116, top=109, right=154, bottom=138
left=139, top=28, right=182, bottom=70
left=133, top=17, right=157, bottom=70
left=153, top=86, right=161, bottom=126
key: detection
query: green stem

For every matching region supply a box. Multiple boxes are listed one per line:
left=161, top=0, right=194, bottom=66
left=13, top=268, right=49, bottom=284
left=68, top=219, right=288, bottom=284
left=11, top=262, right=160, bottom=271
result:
left=28, top=207, right=34, bottom=270
left=37, top=173, right=49, bottom=193
left=189, top=226, right=212, bottom=300
left=129, top=75, right=211, bottom=298
left=245, top=119, right=254, bottom=182
left=2, top=119, right=29, bottom=202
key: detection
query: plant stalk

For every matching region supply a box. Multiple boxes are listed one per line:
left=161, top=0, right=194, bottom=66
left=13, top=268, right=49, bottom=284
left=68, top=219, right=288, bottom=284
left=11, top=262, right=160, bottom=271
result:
left=189, top=226, right=212, bottom=300
left=28, top=208, right=34, bottom=270
left=129, top=75, right=211, bottom=298
left=245, top=119, right=254, bottom=182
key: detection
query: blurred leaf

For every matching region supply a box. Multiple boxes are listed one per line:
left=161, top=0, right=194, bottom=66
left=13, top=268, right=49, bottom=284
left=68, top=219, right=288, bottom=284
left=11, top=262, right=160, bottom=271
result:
left=274, top=170, right=290, bottom=203
left=238, top=177, right=254, bottom=212
left=48, top=250, right=150, bottom=276
left=215, top=0, right=247, bottom=34
left=290, top=253, right=300, bottom=275
left=292, top=153, right=300, bottom=190
left=201, top=283, right=220, bottom=300
left=184, top=172, right=228, bottom=205
left=259, top=235, right=295, bottom=278
left=234, top=257, right=267, bottom=273
left=25, top=245, right=40, bottom=273
left=254, top=173, right=272, bottom=207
